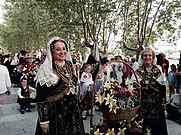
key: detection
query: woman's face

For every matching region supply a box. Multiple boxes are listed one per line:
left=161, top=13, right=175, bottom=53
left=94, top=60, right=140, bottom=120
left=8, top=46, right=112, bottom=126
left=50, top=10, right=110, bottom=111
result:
left=142, top=51, right=153, bottom=65
left=52, top=41, right=67, bottom=62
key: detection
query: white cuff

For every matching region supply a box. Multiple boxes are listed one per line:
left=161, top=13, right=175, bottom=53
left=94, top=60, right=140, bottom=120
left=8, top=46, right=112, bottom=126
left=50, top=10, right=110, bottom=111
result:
left=40, top=121, right=49, bottom=124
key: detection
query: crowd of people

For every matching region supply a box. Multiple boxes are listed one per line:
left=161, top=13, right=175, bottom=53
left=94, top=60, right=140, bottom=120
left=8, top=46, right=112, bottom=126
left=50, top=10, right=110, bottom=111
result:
left=0, top=37, right=181, bottom=134
left=0, top=49, right=45, bottom=113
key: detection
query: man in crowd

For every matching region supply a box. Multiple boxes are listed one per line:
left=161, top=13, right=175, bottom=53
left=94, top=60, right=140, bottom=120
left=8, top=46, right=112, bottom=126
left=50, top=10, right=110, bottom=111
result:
left=0, top=64, right=11, bottom=112
left=17, top=51, right=38, bottom=87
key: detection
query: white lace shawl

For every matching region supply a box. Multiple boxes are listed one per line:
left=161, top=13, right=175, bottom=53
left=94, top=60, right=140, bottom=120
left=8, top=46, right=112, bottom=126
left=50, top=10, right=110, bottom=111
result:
left=35, top=64, right=59, bottom=87
left=35, top=37, right=72, bottom=87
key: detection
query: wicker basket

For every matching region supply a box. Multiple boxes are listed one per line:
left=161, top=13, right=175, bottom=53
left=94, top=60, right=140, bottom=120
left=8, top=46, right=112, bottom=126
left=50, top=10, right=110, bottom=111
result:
left=90, top=60, right=141, bottom=127
left=102, top=105, right=140, bottom=122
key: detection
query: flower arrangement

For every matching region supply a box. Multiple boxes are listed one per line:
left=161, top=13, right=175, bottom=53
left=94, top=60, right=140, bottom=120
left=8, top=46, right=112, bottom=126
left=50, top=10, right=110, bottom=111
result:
left=95, top=78, right=140, bottom=120
left=92, top=78, right=150, bottom=135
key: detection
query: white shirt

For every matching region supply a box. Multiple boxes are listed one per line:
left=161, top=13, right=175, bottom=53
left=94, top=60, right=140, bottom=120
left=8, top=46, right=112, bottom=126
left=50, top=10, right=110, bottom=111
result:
left=80, top=72, right=94, bottom=96
left=132, top=61, right=139, bottom=71
left=80, top=72, right=94, bottom=85
left=0, top=65, right=11, bottom=94
left=17, top=86, right=36, bottom=98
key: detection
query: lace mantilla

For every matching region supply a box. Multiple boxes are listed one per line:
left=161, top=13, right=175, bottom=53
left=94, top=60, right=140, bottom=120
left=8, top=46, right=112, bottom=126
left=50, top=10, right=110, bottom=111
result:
left=35, top=65, right=59, bottom=87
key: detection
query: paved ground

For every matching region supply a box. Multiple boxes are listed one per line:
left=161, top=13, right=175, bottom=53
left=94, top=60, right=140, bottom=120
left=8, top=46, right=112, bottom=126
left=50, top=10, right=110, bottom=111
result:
left=0, top=87, right=181, bottom=135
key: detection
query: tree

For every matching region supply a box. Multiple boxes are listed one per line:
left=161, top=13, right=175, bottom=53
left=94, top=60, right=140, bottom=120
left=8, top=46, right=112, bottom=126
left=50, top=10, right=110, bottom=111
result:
left=36, top=0, right=123, bottom=56
left=0, top=0, right=180, bottom=58
left=118, top=0, right=181, bottom=59
left=1, top=0, right=52, bottom=53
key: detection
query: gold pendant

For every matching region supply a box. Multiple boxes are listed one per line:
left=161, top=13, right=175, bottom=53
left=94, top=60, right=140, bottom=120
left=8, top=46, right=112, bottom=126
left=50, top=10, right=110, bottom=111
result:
left=145, top=80, right=149, bottom=84
left=68, top=85, right=76, bottom=94
left=69, top=79, right=72, bottom=84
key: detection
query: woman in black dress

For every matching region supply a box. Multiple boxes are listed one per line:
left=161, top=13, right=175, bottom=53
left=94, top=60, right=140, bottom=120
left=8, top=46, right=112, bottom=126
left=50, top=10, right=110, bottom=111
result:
left=35, top=37, right=85, bottom=135
left=135, top=47, right=168, bottom=135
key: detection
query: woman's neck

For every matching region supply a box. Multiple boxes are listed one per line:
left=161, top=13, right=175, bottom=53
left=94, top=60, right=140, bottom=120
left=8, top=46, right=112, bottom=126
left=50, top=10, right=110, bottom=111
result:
left=144, top=63, right=152, bottom=68
left=144, top=63, right=153, bottom=71
left=55, top=60, right=65, bottom=67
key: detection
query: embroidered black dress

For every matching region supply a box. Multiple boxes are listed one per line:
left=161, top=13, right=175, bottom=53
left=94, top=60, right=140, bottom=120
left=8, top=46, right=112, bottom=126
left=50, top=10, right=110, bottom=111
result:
left=136, top=65, right=168, bottom=135
left=35, top=61, right=85, bottom=135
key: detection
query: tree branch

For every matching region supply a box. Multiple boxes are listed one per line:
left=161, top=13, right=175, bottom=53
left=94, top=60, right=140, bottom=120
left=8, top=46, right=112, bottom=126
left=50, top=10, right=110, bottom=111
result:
left=145, top=0, right=163, bottom=45
left=140, top=0, right=149, bottom=42
left=122, top=41, right=137, bottom=51
left=137, top=0, right=140, bottom=44
left=143, top=0, right=152, bottom=44
left=77, top=0, right=88, bottom=43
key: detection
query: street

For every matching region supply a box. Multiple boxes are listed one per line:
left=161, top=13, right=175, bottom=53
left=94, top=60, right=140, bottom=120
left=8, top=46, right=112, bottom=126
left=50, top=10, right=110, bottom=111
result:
left=0, top=86, right=181, bottom=135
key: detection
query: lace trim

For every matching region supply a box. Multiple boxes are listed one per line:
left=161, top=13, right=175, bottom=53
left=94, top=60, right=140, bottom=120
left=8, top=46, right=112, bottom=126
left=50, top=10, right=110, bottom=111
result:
left=35, top=65, right=59, bottom=87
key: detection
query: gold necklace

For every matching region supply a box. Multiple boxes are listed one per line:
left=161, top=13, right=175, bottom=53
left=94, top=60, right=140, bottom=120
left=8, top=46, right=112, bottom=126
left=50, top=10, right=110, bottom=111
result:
left=54, top=62, right=75, bottom=93
left=142, top=67, right=153, bottom=89
left=55, top=62, right=68, bottom=78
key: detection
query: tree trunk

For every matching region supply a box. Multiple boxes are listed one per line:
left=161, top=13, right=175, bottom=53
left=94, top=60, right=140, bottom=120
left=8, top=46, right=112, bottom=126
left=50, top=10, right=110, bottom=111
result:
left=136, top=43, right=144, bottom=61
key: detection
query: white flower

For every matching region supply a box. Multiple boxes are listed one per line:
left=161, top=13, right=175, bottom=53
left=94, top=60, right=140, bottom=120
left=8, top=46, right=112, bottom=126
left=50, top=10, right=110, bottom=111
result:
left=104, top=94, right=116, bottom=105
left=94, top=129, right=103, bottom=135
left=104, top=82, right=111, bottom=89
left=109, top=101, right=119, bottom=113
left=95, top=92, right=105, bottom=104
left=125, top=78, right=133, bottom=94
left=117, top=128, right=126, bottom=135
left=105, top=128, right=116, bottom=135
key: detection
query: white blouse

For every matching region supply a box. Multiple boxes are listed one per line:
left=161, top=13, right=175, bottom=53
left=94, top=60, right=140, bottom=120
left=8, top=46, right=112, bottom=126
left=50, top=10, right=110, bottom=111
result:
left=0, top=65, right=11, bottom=94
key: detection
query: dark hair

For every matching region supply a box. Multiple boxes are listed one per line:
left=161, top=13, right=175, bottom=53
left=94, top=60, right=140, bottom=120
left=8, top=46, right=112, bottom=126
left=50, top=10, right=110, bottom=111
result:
left=170, top=64, right=176, bottom=72
left=115, top=55, right=123, bottom=60
left=50, top=39, right=68, bottom=53
left=82, top=63, right=91, bottom=71
left=111, top=57, right=114, bottom=61
left=72, top=58, right=76, bottom=64
left=100, top=57, right=109, bottom=65
left=20, top=50, right=28, bottom=56
left=20, top=76, right=28, bottom=82
left=86, top=54, right=97, bottom=64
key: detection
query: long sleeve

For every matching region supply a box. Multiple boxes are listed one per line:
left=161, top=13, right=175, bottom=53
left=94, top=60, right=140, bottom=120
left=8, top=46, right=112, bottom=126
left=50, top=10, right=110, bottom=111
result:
left=35, top=83, right=50, bottom=123
left=5, top=67, right=11, bottom=88
left=17, top=88, right=24, bottom=98
left=37, top=101, right=49, bottom=123
left=160, top=84, right=167, bottom=104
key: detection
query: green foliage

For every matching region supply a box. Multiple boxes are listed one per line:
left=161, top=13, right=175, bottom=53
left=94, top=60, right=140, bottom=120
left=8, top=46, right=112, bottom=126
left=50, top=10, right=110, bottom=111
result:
left=0, top=0, right=180, bottom=56
left=1, top=0, right=52, bottom=53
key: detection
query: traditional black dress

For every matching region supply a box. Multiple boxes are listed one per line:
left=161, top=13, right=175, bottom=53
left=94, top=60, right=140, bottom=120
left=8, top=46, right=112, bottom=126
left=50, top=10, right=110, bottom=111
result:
left=136, top=65, right=168, bottom=135
left=35, top=61, right=85, bottom=135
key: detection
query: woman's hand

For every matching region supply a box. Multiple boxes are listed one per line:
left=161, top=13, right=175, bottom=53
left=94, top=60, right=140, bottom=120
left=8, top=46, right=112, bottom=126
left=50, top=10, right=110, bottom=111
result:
left=5, top=90, right=11, bottom=95
left=40, top=123, right=49, bottom=134
left=161, top=103, right=167, bottom=110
